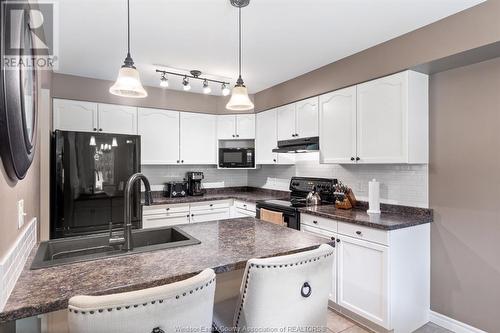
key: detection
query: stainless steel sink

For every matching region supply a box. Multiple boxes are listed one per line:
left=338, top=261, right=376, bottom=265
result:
left=31, top=227, right=200, bottom=269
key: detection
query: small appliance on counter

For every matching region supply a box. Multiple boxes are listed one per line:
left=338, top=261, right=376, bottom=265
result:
left=164, top=181, right=188, bottom=198
left=187, top=172, right=206, bottom=196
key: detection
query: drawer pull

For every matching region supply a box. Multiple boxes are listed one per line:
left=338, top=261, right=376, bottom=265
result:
left=166, top=208, right=170, bottom=211
left=313, top=220, right=318, bottom=224
left=336, top=239, right=340, bottom=243
left=209, top=204, right=213, bottom=207
left=355, top=231, right=362, bottom=236
left=330, top=237, right=335, bottom=241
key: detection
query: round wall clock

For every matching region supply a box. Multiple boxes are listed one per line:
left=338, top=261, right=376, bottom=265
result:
left=0, top=1, right=38, bottom=181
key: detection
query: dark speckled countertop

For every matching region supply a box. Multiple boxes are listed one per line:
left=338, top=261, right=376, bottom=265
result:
left=148, top=187, right=289, bottom=205
left=299, top=202, right=433, bottom=230
left=0, top=218, right=332, bottom=323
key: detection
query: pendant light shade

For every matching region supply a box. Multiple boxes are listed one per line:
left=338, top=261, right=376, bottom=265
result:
left=109, top=0, right=147, bottom=98
left=226, top=85, right=254, bottom=111
left=226, top=1, right=253, bottom=111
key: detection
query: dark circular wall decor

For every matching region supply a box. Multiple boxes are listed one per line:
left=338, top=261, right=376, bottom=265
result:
left=0, top=1, right=38, bottom=181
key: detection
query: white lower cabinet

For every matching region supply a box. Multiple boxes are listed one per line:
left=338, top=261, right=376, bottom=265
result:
left=191, top=208, right=230, bottom=223
left=233, top=200, right=257, bottom=217
left=142, top=204, right=190, bottom=229
left=300, top=213, right=430, bottom=333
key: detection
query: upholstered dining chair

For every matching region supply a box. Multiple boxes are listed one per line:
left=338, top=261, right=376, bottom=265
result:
left=68, top=268, right=216, bottom=333
left=213, top=244, right=334, bottom=332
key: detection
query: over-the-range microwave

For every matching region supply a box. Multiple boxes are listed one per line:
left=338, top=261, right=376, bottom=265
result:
left=219, top=148, right=255, bottom=168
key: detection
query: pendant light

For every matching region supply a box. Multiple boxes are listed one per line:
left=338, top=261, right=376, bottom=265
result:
left=109, top=0, right=148, bottom=98
left=226, top=0, right=254, bottom=111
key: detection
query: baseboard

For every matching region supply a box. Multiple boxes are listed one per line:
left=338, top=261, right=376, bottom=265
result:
left=0, top=218, right=38, bottom=311
left=429, top=311, right=487, bottom=333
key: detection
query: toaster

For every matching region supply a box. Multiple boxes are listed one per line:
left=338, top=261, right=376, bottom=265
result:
left=164, top=181, right=188, bottom=198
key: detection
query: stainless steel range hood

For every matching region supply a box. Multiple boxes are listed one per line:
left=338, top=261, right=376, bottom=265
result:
left=272, top=136, right=319, bottom=153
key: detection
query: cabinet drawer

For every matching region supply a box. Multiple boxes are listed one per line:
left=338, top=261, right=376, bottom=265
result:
left=143, top=204, right=190, bottom=216
left=191, top=208, right=230, bottom=223
left=236, top=207, right=256, bottom=217
left=234, top=200, right=256, bottom=212
left=190, top=200, right=231, bottom=212
left=337, top=221, right=388, bottom=245
left=301, top=213, right=337, bottom=233
left=142, top=212, right=190, bottom=229
left=301, top=224, right=336, bottom=241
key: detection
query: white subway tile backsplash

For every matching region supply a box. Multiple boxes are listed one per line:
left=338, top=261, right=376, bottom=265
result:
left=0, top=218, right=37, bottom=311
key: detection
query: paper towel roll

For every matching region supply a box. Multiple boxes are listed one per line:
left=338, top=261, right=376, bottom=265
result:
left=367, top=179, right=381, bottom=214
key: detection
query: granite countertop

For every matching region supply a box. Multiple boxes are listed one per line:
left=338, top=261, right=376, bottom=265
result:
left=0, top=218, right=332, bottom=323
left=299, top=202, right=433, bottom=230
left=149, top=187, right=289, bottom=205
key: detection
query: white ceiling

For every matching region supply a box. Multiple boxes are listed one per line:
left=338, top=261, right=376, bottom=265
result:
left=55, top=0, right=484, bottom=95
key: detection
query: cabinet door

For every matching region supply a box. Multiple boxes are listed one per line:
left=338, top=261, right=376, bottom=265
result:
left=277, top=104, right=296, bottom=141
left=217, top=115, right=236, bottom=139
left=142, top=212, right=190, bottom=229
left=53, top=99, right=98, bottom=132
left=180, top=112, right=217, bottom=164
left=301, top=225, right=337, bottom=303
left=295, top=96, right=319, bottom=138
left=190, top=208, right=230, bottom=223
left=356, top=72, right=408, bottom=163
left=256, top=109, right=278, bottom=164
left=98, top=103, right=138, bottom=134
left=138, top=108, right=179, bottom=164
left=236, top=114, right=255, bottom=139
left=319, top=87, right=357, bottom=164
left=337, top=234, right=389, bottom=328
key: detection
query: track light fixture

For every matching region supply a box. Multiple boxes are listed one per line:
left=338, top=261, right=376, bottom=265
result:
left=156, top=69, right=230, bottom=95
left=160, top=73, right=169, bottom=88
left=182, top=76, right=191, bottom=91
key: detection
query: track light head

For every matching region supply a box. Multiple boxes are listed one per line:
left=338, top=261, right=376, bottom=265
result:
left=182, top=76, right=191, bottom=91
left=160, top=73, right=169, bottom=88
left=203, top=80, right=211, bottom=94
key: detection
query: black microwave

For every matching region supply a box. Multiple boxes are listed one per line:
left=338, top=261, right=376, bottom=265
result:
left=219, top=148, right=255, bottom=168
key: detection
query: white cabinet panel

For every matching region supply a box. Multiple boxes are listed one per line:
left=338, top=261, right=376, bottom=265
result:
left=337, top=234, right=389, bottom=328
left=319, top=87, right=357, bottom=164
left=142, top=212, right=190, bottom=229
left=217, top=115, right=236, bottom=139
left=190, top=208, right=230, bottom=223
left=277, top=104, right=296, bottom=141
left=236, top=114, right=255, bottom=139
left=180, top=112, right=216, bottom=164
left=53, top=99, right=98, bottom=132
left=256, top=109, right=278, bottom=164
left=98, top=103, right=137, bottom=134
left=138, top=108, right=179, bottom=164
left=295, top=96, right=319, bottom=138
left=356, top=72, right=407, bottom=163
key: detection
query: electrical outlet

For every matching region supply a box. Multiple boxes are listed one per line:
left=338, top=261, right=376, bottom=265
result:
left=17, top=199, right=26, bottom=229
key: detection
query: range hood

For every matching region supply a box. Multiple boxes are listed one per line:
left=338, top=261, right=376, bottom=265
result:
left=272, top=136, right=319, bottom=153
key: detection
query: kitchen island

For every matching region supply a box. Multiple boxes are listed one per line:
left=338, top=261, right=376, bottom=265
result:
left=0, top=218, right=332, bottom=323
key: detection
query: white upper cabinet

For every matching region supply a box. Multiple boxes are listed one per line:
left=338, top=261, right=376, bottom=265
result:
left=53, top=99, right=98, bottom=132
left=217, top=114, right=255, bottom=139
left=97, top=103, right=137, bottom=135
left=53, top=99, right=138, bottom=135
left=319, top=70, right=428, bottom=164
left=295, top=96, right=319, bottom=138
left=256, top=109, right=294, bottom=165
left=319, top=87, right=357, bottom=164
left=356, top=71, right=428, bottom=164
left=180, top=112, right=216, bottom=164
left=236, top=114, right=255, bottom=139
left=277, top=104, right=296, bottom=141
left=138, top=108, right=180, bottom=165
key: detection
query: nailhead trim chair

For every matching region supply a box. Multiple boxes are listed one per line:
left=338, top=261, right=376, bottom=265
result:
left=68, top=268, right=216, bottom=333
left=213, top=244, right=334, bottom=333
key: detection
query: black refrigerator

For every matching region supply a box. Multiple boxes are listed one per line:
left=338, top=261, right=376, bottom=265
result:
left=51, top=130, right=141, bottom=239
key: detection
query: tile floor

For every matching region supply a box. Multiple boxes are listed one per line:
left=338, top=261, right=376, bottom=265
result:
left=327, top=309, right=454, bottom=333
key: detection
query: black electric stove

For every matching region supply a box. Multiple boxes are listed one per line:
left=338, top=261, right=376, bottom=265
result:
left=256, top=177, right=337, bottom=230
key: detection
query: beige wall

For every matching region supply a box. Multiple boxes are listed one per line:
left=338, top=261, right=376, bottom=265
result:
left=254, top=0, right=500, bottom=112
left=429, top=57, right=500, bottom=332
left=51, top=73, right=254, bottom=115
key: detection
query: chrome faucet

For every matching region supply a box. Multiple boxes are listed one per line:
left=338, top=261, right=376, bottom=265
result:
left=110, top=173, right=153, bottom=251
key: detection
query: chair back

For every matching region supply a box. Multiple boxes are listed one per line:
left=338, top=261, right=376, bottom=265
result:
left=68, top=268, right=216, bottom=333
left=234, top=244, right=334, bottom=331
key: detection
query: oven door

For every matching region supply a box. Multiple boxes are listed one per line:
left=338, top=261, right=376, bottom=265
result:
left=219, top=149, right=254, bottom=168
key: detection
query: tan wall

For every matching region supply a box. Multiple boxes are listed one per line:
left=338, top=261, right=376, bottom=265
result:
left=51, top=73, right=254, bottom=115
left=429, top=57, right=500, bottom=332
left=254, top=0, right=500, bottom=112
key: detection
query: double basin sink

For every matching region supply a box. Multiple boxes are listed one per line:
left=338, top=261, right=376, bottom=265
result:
left=31, top=227, right=200, bottom=269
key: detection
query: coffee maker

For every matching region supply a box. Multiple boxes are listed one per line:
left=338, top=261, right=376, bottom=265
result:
left=187, top=172, right=206, bottom=196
